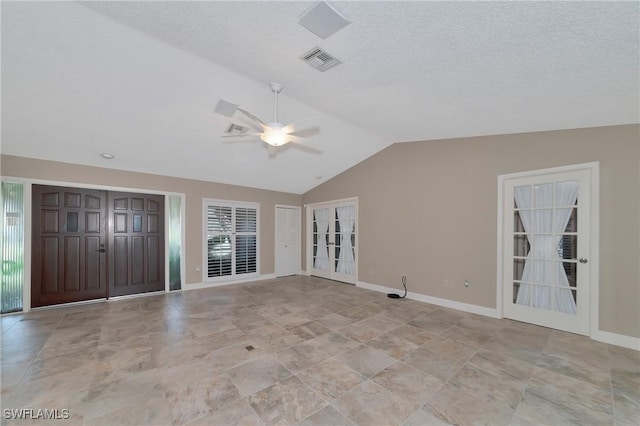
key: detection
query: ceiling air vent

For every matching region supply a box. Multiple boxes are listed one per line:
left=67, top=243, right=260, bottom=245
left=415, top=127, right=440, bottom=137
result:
left=300, top=47, right=342, bottom=72
left=225, top=123, right=249, bottom=135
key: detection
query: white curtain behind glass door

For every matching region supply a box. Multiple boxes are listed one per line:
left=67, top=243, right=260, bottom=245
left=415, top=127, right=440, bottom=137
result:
left=336, top=205, right=356, bottom=275
left=313, top=208, right=330, bottom=270
left=514, top=182, right=578, bottom=314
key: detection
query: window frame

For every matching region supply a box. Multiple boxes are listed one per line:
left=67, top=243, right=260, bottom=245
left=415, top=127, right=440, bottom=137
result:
left=202, top=198, right=260, bottom=283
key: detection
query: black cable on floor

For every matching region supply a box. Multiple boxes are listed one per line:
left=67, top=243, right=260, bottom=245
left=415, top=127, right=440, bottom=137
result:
left=387, top=275, right=407, bottom=299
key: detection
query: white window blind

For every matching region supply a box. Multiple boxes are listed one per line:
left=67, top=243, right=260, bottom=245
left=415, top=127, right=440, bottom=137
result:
left=204, top=200, right=259, bottom=281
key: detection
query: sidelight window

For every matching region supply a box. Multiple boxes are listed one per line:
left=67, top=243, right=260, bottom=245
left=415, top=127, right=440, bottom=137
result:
left=1, top=181, right=24, bottom=313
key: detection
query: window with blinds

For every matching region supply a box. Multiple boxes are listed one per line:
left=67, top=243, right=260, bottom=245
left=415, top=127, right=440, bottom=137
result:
left=204, top=200, right=258, bottom=281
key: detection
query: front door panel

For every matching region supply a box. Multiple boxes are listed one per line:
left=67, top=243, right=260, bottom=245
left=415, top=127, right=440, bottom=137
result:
left=31, top=185, right=107, bottom=307
left=108, top=192, right=165, bottom=297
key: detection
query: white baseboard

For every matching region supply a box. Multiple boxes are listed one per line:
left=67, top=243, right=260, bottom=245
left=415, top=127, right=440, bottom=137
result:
left=356, top=281, right=500, bottom=319
left=592, top=329, right=640, bottom=351
left=184, top=274, right=277, bottom=291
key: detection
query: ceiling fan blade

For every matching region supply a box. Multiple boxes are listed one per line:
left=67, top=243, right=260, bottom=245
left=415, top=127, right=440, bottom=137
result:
left=221, top=132, right=263, bottom=138
left=281, top=117, right=316, bottom=134
left=288, top=127, right=320, bottom=138
left=288, top=139, right=322, bottom=154
left=222, top=140, right=261, bottom=145
left=236, top=108, right=269, bottom=130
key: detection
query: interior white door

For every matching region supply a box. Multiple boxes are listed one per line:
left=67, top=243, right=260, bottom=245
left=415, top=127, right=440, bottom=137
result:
left=275, top=206, right=299, bottom=277
left=502, top=167, right=592, bottom=335
left=309, top=201, right=357, bottom=284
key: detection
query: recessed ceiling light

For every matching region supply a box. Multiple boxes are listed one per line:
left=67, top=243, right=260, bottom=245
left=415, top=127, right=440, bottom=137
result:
left=100, top=153, right=115, bottom=159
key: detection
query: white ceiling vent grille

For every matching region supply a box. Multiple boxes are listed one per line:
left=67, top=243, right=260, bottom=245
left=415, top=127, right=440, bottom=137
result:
left=300, top=47, right=342, bottom=72
left=225, top=123, right=249, bottom=135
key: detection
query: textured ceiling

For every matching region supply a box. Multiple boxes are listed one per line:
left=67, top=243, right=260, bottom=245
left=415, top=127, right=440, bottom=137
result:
left=2, top=1, right=638, bottom=194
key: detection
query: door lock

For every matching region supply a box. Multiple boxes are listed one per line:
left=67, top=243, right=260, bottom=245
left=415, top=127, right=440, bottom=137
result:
left=97, top=248, right=106, bottom=253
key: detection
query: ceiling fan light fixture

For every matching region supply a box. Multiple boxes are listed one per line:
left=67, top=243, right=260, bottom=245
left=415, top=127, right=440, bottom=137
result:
left=261, top=125, right=290, bottom=146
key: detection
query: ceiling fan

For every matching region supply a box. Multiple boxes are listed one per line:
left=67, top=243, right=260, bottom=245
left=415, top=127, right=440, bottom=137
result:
left=222, top=82, right=321, bottom=154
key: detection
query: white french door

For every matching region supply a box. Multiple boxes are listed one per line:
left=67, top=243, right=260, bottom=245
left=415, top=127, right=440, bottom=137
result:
left=500, top=164, right=597, bottom=335
left=203, top=199, right=259, bottom=283
left=275, top=205, right=300, bottom=277
left=308, top=199, right=357, bottom=284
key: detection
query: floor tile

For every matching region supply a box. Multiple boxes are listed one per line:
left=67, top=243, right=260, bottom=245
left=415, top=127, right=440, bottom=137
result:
left=286, top=320, right=331, bottom=341
left=316, top=313, right=357, bottom=330
left=408, top=314, right=454, bottom=335
left=297, top=358, right=365, bottom=400
left=515, top=366, right=615, bottom=425
left=438, top=325, right=491, bottom=348
left=403, top=405, right=451, bottom=426
left=338, top=315, right=402, bottom=343
left=226, top=355, right=292, bottom=398
left=186, top=399, right=262, bottom=426
left=335, top=345, right=396, bottom=378
left=159, top=358, right=243, bottom=423
left=366, top=332, right=418, bottom=359
left=306, top=331, right=361, bottom=357
left=372, top=361, right=443, bottom=405
left=248, top=376, right=326, bottom=425
left=276, top=342, right=331, bottom=373
left=332, top=381, right=417, bottom=426
left=426, top=383, right=514, bottom=426
left=298, top=405, right=354, bottom=426
left=449, top=363, right=526, bottom=409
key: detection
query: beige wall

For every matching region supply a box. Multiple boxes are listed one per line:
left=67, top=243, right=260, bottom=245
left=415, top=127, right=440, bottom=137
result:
left=303, top=124, right=640, bottom=338
left=1, top=155, right=302, bottom=285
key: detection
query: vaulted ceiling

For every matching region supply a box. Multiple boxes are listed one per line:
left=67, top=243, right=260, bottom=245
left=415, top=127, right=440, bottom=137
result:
left=2, top=1, right=638, bottom=194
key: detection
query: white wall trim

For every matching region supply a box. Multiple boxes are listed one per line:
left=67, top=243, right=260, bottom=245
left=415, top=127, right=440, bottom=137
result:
left=592, top=330, right=640, bottom=351
left=356, top=281, right=501, bottom=319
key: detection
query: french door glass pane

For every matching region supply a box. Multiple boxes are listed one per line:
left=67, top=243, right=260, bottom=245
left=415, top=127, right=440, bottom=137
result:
left=512, top=180, right=579, bottom=314
left=513, top=282, right=527, bottom=304
left=514, top=235, right=529, bottom=257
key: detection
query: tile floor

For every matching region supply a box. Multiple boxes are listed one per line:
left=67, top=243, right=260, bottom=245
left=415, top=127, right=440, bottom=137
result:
left=1, top=276, right=638, bottom=425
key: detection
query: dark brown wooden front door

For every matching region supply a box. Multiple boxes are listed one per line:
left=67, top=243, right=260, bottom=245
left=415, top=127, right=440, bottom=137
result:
left=31, top=185, right=108, bottom=307
left=108, top=192, right=165, bottom=297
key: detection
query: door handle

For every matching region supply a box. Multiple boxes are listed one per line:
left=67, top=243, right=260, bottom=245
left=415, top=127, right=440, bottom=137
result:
left=97, top=249, right=106, bottom=253
left=579, top=258, right=588, bottom=264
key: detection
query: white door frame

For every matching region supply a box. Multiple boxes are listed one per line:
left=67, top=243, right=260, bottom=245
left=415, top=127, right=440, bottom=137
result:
left=496, top=162, right=599, bottom=336
left=305, top=197, right=358, bottom=284
left=275, top=204, right=301, bottom=276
